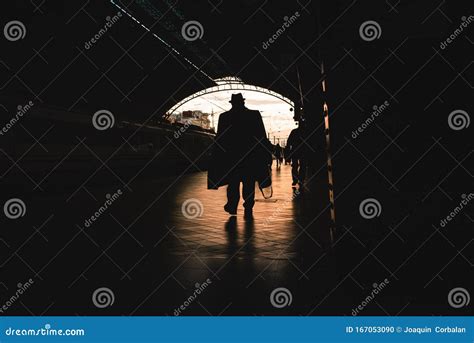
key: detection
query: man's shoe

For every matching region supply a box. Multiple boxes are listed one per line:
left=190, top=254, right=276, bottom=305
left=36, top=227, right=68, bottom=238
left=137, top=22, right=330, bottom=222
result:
left=292, top=180, right=297, bottom=186
left=224, top=204, right=237, bottom=215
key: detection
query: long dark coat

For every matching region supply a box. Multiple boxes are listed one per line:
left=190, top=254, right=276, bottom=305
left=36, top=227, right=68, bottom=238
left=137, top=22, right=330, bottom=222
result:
left=207, top=107, right=272, bottom=189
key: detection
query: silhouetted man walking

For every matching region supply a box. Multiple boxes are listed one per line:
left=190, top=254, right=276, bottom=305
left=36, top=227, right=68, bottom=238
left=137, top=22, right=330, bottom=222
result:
left=274, top=143, right=283, bottom=169
left=208, top=94, right=272, bottom=217
left=287, top=125, right=306, bottom=188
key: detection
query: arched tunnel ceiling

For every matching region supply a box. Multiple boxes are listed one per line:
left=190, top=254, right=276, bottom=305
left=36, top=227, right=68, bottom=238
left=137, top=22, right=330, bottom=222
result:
left=2, top=0, right=465, bottom=122
left=0, top=0, right=322, bottom=120
left=109, top=0, right=322, bottom=112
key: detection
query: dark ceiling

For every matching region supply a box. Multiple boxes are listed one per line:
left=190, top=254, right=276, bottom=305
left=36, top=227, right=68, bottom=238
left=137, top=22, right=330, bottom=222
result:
left=0, top=0, right=325, bottom=119
left=1, top=0, right=471, bottom=123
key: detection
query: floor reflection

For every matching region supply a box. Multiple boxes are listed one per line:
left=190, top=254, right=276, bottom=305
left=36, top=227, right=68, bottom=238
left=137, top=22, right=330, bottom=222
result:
left=168, top=166, right=315, bottom=261
left=13, top=164, right=332, bottom=315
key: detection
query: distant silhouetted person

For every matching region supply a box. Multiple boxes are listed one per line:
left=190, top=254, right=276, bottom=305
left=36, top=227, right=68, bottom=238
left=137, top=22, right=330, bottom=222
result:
left=208, top=93, right=272, bottom=217
left=274, top=143, right=283, bottom=169
left=287, top=125, right=306, bottom=188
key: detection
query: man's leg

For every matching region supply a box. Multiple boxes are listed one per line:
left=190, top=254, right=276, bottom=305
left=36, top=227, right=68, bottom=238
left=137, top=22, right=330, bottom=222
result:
left=225, top=174, right=240, bottom=213
left=242, top=176, right=255, bottom=211
left=291, top=157, right=299, bottom=185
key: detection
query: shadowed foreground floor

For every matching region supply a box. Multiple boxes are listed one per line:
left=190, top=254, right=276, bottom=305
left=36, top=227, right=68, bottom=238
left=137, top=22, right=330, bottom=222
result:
left=2, top=165, right=470, bottom=316
left=3, top=166, right=338, bottom=315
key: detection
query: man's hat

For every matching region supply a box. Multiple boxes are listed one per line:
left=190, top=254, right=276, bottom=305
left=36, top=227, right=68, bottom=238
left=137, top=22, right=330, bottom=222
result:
left=229, top=93, right=245, bottom=103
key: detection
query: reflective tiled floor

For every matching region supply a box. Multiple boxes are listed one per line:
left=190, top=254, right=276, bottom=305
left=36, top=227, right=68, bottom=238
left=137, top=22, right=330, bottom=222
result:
left=169, top=165, right=324, bottom=260
left=3, top=165, right=339, bottom=315
left=3, top=164, right=469, bottom=316
left=118, top=165, right=336, bottom=315
left=154, top=165, right=334, bottom=315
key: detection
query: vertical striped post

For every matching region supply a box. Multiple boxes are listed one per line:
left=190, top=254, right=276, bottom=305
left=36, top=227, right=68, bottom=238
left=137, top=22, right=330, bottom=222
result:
left=321, top=62, right=336, bottom=243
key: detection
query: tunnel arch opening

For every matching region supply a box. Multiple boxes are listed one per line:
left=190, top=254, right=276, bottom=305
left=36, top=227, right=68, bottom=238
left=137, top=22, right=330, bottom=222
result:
left=165, top=77, right=296, bottom=144
left=165, top=77, right=294, bottom=117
